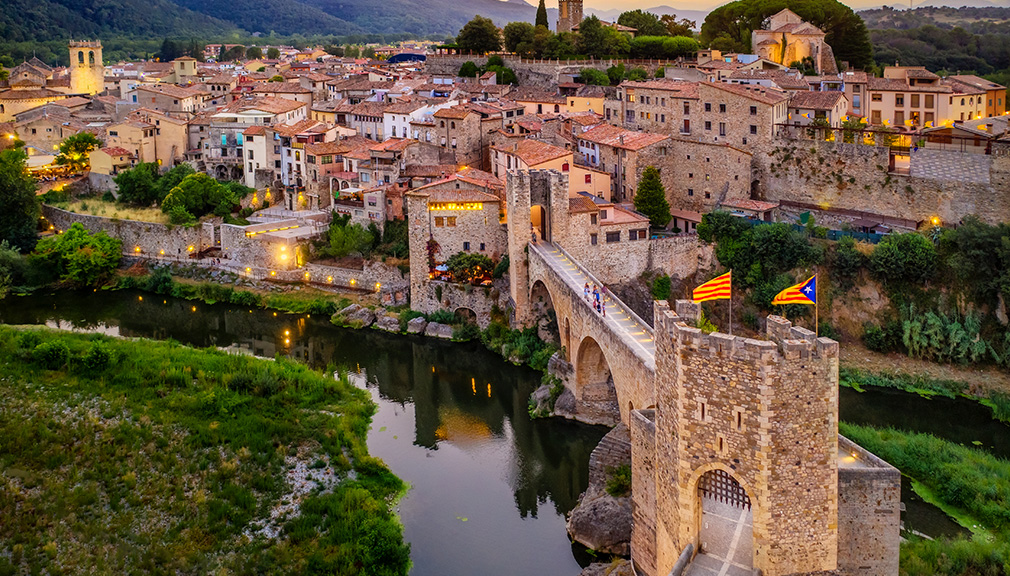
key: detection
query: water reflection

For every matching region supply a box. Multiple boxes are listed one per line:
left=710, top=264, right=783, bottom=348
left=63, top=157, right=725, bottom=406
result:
left=1, top=291, right=606, bottom=576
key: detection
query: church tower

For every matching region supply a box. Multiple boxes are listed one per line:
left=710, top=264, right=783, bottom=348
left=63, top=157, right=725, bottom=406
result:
left=69, top=40, right=104, bottom=96
left=557, top=0, right=583, bottom=33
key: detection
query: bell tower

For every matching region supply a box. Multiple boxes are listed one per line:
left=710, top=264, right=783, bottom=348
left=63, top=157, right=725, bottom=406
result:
left=69, top=40, right=104, bottom=96
left=557, top=0, right=583, bottom=33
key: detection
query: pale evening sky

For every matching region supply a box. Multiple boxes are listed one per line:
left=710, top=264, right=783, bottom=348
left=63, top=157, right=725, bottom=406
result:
left=579, top=0, right=963, bottom=12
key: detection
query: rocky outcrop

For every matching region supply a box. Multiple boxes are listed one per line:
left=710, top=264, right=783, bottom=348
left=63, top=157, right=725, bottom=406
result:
left=374, top=315, right=400, bottom=332
left=331, top=304, right=376, bottom=328
left=578, top=559, right=634, bottom=576
left=406, top=316, right=428, bottom=334
left=568, top=424, right=633, bottom=556
left=424, top=322, right=453, bottom=339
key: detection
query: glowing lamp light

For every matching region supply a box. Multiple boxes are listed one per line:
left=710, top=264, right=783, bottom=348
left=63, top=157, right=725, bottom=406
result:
left=159, top=249, right=165, bottom=255
left=270, top=270, right=277, bottom=276
left=134, top=246, right=141, bottom=253
left=284, top=330, right=290, bottom=336
left=304, top=272, right=311, bottom=279
left=280, top=246, right=286, bottom=252
left=280, top=254, right=288, bottom=261
left=374, top=282, right=381, bottom=292
left=138, top=296, right=143, bottom=301
left=327, top=276, right=333, bottom=283
left=349, top=278, right=356, bottom=285
left=188, top=245, right=195, bottom=252
left=284, top=338, right=290, bottom=345
left=931, top=216, right=940, bottom=226
left=191, top=306, right=197, bottom=312
left=245, top=267, right=252, bottom=273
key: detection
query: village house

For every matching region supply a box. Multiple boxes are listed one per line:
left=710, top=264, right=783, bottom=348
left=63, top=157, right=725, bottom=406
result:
left=695, top=81, right=790, bottom=149
left=606, top=80, right=699, bottom=136
left=788, top=91, right=850, bottom=127
left=133, top=84, right=209, bottom=119
left=491, top=139, right=611, bottom=200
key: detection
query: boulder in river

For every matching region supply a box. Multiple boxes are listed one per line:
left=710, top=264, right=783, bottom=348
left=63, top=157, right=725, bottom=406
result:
left=331, top=304, right=375, bottom=328
left=424, top=322, right=453, bottom=339
left=406, top=316, right=428, bottom=334
left=375, top=315, right=400, bottom=332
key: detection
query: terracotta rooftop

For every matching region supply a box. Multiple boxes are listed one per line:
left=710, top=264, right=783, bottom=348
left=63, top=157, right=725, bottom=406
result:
left=433, top=106, right=473, bottom=120
left=722, top=199, right=779, bottom=212
left=409, top=186, right=501, bottom=204
left=947, top=74, right=1006, bottom=92
left=136, top=83, right=208, bottom=98
left=243, top=125, right=266, bottom=136
left=569, top=196, right=598, bottom=213
left=100, top=146, right=133, bottom=156
left=621, top=79, right=699, bottom=99
left=789, top=91, right=846, bottom=110
left=579, top=124, right=669, bottom=150
left=500, top=139, right=570, bottom=167
left=252, top=82, right=311, bottom=94
left=867, top=77, right=952, bottom=93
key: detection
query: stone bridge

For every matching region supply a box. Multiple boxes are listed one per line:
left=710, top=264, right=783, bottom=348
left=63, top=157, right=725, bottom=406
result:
left=523, top=241, right=657, bottom=425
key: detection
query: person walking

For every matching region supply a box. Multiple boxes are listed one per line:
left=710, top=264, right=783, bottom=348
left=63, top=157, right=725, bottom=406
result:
left=592, top=284, right=599, bottom=304
left=601, top=298, right=606, bottom=317
left=584, top=282, right=590, bottom=301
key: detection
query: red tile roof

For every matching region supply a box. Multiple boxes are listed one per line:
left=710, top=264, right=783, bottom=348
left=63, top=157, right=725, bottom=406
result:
left=579, top=124, right=669, bottom=150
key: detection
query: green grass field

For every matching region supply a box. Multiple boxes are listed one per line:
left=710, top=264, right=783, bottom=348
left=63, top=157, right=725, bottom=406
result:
left=0, top=326, right=409, bottom=576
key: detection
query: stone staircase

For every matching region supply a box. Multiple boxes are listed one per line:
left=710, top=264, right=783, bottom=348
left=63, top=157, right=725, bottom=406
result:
left=588, top=423, right=632, bottom=488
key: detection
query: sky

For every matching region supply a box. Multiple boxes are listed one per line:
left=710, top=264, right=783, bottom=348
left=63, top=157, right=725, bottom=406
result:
left=579, top=0, right=1001, bottom=12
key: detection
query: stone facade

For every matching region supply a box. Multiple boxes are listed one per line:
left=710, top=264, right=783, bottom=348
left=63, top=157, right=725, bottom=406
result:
left=758, top=138, right=1010, bottom=225
left=557, top=0, right=584, bottom=33
left=304, top=260, right=408, bottom=304
left=636, top=139, right=752, bottom=214
left=627, top=300, right=900, bottom=576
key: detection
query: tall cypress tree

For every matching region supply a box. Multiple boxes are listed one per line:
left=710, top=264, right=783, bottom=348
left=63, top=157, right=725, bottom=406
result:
left=536, top=0, right=549, bottom=28
left=634, top=166, right=671, bottom=229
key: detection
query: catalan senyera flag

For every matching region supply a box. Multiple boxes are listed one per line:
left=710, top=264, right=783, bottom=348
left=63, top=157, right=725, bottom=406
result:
left=771, top=275, right=817, bottom=306
left=693, top=271, right=732, bottom=302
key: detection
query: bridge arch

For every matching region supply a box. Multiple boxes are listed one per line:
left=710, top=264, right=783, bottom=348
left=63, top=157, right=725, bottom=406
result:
left=454, top=307, right=477, bottom=325
left=574, top=335, right=621, bottom=422
left=530, top=279, right=561, bottom=346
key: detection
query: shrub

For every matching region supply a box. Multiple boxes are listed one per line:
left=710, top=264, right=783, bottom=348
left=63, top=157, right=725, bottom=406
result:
left=29, top=223, right=122, bottom=287
left=426, top=309, right=456, bottom=325
left=870, top=232, right=936, bottom=286
left=34, top=341, right=69, bottom=369
left=651, top=274, right=671, bottom=301
left=492, top=254, right=510, bottom=279
left=831, top=236, right=865, bottom=290
left=82, top=342, right=112, bottom=372
left=452, top=323, right=482, bottom=342
left=605, top=465, right=631, bottom=498
left=145, top=268, right=175, bottom=294
left=446, top=251, right=494, bottom=284
left=17, top=331, right=41, bottom=350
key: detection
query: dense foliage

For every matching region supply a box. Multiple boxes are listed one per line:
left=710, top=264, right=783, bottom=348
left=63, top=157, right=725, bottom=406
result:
left=161, top=172, right=249, bottom=224
left=445, top=251, right=494, bottom=284
left=320, top=214, right=374, bottom=259
left=29, top=223, right=122, bottom=287
left=455, top=15, right=502, bottom=54
left=700, top=0, right=873, bottom=70
left=868, top=233, right=937, bottom=287
left=0, top=148, right=39, bottom=253
left=0, top=326, right=409, bottom=575
left=697, top=211, right=822, bottom=312
left=54, top=133, right=102, bottom=173
left=634, top=166, right=671, bottom=228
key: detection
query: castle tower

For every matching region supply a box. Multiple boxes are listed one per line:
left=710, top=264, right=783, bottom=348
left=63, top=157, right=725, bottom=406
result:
left=634, top=300, right=840, bottom=576
left=557, top=0, right=583, bottom=34
left=69, top=40, right=104, bottom=96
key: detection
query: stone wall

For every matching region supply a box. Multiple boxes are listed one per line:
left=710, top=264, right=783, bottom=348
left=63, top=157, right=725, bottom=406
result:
left=563, top=229, right=711, bottom=286
left=630, top=409, right=658, bottom=576
left=304, top=261, right=409, bottom=306
left=836, top=435, right=901, bottom=576
left=757, top=138, right=1010, bottom=225
left=425, top=55, right=677, bottom=90
left=42, top=205, right=209, bottom=259
left=648, top=300, right=840, bottom=576
left=410, top=278, right=508, bottom=329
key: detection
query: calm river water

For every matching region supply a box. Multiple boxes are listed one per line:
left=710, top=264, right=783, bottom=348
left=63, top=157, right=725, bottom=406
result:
left=4, top=290, right=1006, bottom=569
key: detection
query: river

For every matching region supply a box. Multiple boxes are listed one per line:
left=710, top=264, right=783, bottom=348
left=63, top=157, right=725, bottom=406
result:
left=4, top=290, right=1005, bottom=569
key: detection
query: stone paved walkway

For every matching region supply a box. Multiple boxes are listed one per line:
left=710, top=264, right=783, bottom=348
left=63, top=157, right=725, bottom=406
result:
left=531, top=241, right=656, bottom=365
left=685, top=498, right=754, bottom=576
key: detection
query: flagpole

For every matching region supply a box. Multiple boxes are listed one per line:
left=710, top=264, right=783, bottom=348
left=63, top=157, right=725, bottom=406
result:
left=814, top=274, right=819, bottom=337
left=729, top=293, right=733, bottom=336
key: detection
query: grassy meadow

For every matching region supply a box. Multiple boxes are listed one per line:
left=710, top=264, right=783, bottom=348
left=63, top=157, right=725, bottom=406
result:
left=0, top=326, right=409, bottom=575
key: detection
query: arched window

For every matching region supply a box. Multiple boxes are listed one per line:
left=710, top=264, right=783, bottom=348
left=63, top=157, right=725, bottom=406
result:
left=451, top=122, right=456, bottom=129
left=78, top=51, right=84, bottom=64
left=554, top=104, right=560, bottom=113
left=961, top=98, right=966, bottom=105
left=89, top=51, right=95, bottom=65
left=440, top=121, right=445, bottom=128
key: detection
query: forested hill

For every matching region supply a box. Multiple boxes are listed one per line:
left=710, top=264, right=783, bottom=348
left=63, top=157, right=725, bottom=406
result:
left=859, top=6, right=1010, bottom=77
left=0, top=0, right=546, bottom=44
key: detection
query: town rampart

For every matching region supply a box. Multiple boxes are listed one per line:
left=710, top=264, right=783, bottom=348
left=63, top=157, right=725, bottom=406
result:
left=756, top=138, right=1010, bottom=225
left=426, top=55, right=679, bottom=89
left=41, top=205, right=209, bottom=258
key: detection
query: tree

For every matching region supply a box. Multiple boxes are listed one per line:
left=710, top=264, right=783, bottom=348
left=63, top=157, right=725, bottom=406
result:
left=114, top=162, right=160, bottom=207
left=323, top=45, right=344, bottom=57
left=30, top=222, right=122, bottom=287
left=580, top=68, right=611, bottom=85
left=220, top=45, right=246, bottom=61
left=618, top=10, right=669, bottom=37
left=246, top=46, right=263, bottom=60
left=269, top=75, right=285, bottom=82
left=322, top=222, right=374, bottom=258
left=456, top=16, right=502, bottom=54
left=536, top=0, right=549, bottom=28
left=870, top=232, right=937, bottom=286
left=661, top=14, right=696, bottom=37
left=607, top=63, right=626, bottom=86
left=578, top=16, right=630, bottom=58
left=158, top=38, right=182, bottom=61
left=0, top=148, right=39, bottom=252
left=700, top=0, right=873, bottom=70
left=459, top=61, right=480, bottom=77
left=504, top=22, right=536, bottom=54
left=161, top=173, right=237, bottom=220
left=446, top=251, right=494, bottom=284
left=634, top=166, right=671, bottom=228
left=267, top=47, right=281, bottom=59
left=55, top=132, right=102, bottom=173
left=0, top=69, right=9, bottom=84
left=155, top=163, right=195, bottom=203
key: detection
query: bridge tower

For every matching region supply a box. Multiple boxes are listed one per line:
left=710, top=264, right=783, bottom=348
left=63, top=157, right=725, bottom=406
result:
left=69, top=40, right=104, bottom=95
left=632, top=300, right=840, bottom=576
left=506, top=170, right=570, bottom=327
left=557, top=0, right=583, bottom=33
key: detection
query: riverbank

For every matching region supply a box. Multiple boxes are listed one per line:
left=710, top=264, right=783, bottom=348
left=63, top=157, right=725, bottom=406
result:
left=0, top=325, right=410, bottom=575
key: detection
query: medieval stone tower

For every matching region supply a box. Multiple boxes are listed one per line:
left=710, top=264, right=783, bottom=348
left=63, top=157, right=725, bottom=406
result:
left=557, top=0, right=583, bottom=33
left=632, top=300, right=843, bottom=576
left=69, top=40, right=104, bottom=95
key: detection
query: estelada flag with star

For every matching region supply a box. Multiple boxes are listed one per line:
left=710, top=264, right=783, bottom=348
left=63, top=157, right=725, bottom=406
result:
left=693, top=271, right=732, bottom=302
left=772, top=275, right=817, bottom=305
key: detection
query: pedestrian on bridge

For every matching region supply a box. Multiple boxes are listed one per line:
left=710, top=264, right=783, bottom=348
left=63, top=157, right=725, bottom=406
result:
left=584, top=283, right=590, bottom=301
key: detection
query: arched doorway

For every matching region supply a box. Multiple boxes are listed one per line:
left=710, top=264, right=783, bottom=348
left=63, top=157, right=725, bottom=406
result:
left=454, top=307, right=477, bottom=325
left=574, top=336, right=619, bottom=423
left=530, top=280, right=559, bottom=345
left=697, top=469, right=753, bottom=572
left=530, top=205, right=550, bottom=242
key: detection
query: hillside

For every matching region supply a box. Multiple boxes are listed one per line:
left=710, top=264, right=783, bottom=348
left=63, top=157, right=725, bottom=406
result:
left=0, top=0, right=236, bottom=42
left=0, top=0, right=551, bottom=42
left=587, top=5, right=710, bottom=28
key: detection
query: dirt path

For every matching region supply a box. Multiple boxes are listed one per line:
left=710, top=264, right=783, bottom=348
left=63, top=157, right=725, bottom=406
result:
left=841, top=345, right=1010, bottom=395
